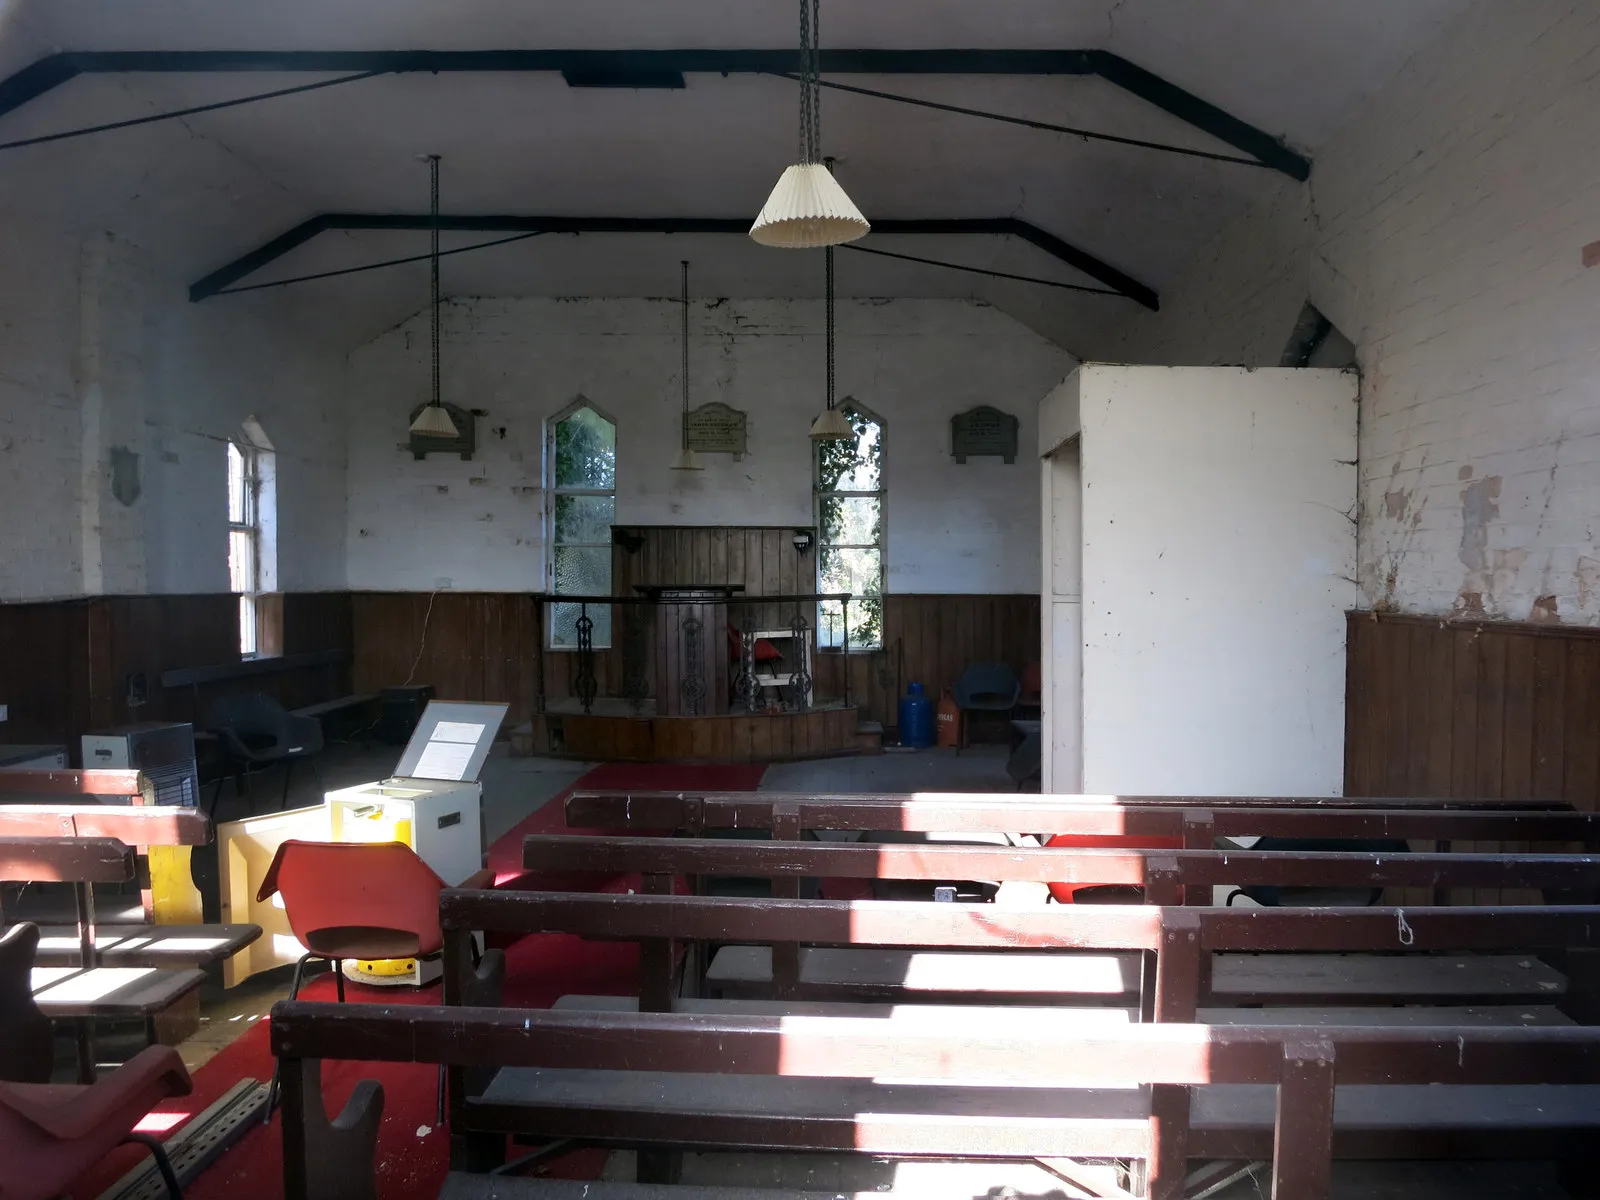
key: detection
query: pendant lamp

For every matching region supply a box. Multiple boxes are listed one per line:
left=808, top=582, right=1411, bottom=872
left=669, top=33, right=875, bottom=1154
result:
left=750, top=0, right=868, bottom=249
left=809, top=244, right=853, bottom=441
left=670, top=260, right=704, bottom=471
left=410, top=154, right=459, bottom=439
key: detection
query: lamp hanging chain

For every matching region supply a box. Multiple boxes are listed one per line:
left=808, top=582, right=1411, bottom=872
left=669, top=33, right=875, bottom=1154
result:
left=681, top=259, right=691, bottom=450
left=429, top=154, right=441, bottom=410
left=825, top=243, right=835, bottom=412
left=798, top=0, right=821, bottom=164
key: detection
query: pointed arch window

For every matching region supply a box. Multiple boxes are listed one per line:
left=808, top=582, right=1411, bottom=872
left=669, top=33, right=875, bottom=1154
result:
left=547, top=401, right=616, bottom=648
left=815, top=399, right=884, bottom=649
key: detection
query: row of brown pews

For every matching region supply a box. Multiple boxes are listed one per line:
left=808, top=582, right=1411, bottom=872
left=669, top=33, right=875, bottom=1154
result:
left=0, top=769, right=260, bottom=1081
left=273, top=789, right=1600, bottom=1200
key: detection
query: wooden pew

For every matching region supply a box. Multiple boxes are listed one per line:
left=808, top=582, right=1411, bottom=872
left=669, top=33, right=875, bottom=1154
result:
left=524, top=833, right=1600, bottom=903
left=436, top=887, right=1600, bottom=1181
left=523, top=834, right=1593, bottom=1010
left=0, top=802, right=208, bottom=844
left=443, top=888, right=1593, bottom=1018
left=271, top=1000, right=1600, bottom=1200
left=565, top=790, right=1600, bottom=849
left=0, top=768, right=155, bottom=804
left=573, top=788, right=1576, bottom=812
left=0, top=835, right=209, bottom=1080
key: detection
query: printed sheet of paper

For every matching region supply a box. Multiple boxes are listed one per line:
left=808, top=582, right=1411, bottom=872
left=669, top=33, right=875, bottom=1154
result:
left=432, top=721, right=485, bottom=744
left=412, top=739, right=475, bottom=781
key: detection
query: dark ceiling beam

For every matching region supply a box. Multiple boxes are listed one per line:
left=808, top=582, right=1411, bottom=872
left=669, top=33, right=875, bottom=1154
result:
left=188, top=213, right=1159, bottom=310
left=1, top=48, right=1309, bottom=180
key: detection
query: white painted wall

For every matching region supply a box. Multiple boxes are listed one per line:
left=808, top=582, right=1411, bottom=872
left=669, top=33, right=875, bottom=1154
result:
left=0, top=212, right=83, bottom=602
left=345, top=297, right=1073, bottom=593
left=0, top=211, right=348, bottom=602
left=1095, top=0, right=1600, bottom=626
left=1040, top=365, right=1358, bottom=795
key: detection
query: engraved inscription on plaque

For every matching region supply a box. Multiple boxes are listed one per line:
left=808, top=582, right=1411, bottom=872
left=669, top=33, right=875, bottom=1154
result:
left=951, top=405, right=1019, bottom=464
left=685, top=402, right=748, bottom=457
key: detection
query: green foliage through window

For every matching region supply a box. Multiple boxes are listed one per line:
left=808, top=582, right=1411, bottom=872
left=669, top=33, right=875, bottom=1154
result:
left=550, top=404, right=615, bottom=648
left=816, top=402, right=884, bottom=649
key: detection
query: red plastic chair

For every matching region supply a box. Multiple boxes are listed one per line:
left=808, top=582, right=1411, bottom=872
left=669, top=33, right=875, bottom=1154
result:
left=256, top=840, right=447, bottom=1118
left=0, top=923, right=193, bottom=1200
left=1045, top=833, right=1185, bottom=904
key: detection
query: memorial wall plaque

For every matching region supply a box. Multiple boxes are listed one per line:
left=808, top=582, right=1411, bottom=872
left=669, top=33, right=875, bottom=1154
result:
left=950, top=405, right=1019, bottom=464
left=684, top=402, right=748, bottom=457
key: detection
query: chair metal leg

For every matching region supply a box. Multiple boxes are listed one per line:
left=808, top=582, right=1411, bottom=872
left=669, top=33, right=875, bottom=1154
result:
left=74, top=1017, right=97, bottom=1083
left=334, top=958, right=346, bottom=1003
left=125, top=1131, right=183, bottom=1198
left=264, top=953, right=318, bottom=1123
left=207, top=772, right=227, bottom=820
left=436, top=1063, right=447, bottom=1128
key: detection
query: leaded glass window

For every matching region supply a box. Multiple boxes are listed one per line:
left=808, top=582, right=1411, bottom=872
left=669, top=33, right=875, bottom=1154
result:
left=816, top=400, right=884, bottom=649
left=548, top=403, right=616, bottom=648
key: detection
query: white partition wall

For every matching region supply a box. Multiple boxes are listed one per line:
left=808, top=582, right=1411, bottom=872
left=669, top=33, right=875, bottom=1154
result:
left=1039, top=365, right=1358, bottom=796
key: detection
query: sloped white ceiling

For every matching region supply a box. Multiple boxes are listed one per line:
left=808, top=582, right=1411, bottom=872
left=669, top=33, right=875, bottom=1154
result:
left=0, top=0, right=1470, bottom=350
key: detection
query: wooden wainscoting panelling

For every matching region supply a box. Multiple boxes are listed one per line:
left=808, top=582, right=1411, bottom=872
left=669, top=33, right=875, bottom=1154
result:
left=0, top=593, right=354, bottom=748
left=1345, top=611, right=1600, bottom=808
left=1346, top=610, right=1600, bottom=905
left=817, top=594, right=1041, bottom=735
left=611, top=526, right=816, bottom=599
left=347, top=587, right=1040, bottom=741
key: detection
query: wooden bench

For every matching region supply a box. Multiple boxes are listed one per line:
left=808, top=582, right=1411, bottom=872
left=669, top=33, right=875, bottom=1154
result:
left=28, top=922, right=261, bottom=968
left=523, top=834, right=1592, bottom=1009
left=442, top=887, right=1595, bottom=1018
left=565, top=790, right=1600, bottom=850
left=0, top=768, right=156, bottom=805
left=271, top=999, right=1600, bottom=1200
left=0, top=835, right=212, bottom=1079
left=291, top=692, right=378, bottom=730
left=0, top=802, right=209, bottom=844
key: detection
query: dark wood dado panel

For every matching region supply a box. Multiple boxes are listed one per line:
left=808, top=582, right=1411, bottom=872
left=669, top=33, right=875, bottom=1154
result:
left=348, top=589, right=1040, bottom=738
left=1344, top=610, right=1600, bottom=906
left=611, top=526, right=816, bottom=598
left=821, top=593, right=1040, bottom=733
left=1345, top=610, right=1600, bottom=809
left=547, top=707, right=862, bottom=763
left=0, top=593, right=352, bottom=748
left=350, top=591, right=544, bottom=727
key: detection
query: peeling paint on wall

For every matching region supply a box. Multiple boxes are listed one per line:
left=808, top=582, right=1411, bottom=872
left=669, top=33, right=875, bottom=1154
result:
left=1457, top=474, right=1502, bottom=608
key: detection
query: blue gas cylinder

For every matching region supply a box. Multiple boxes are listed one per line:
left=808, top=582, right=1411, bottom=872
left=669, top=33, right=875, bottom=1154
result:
left=898, top=681, right=935, bottom=748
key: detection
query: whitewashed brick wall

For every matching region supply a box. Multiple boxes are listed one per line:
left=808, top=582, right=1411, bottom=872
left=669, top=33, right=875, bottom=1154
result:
left=345, top=297, right=1073, bottom=594
left=1097, top=0, right=1600, bottom=623
left=0, top=212, right=348, bottom=602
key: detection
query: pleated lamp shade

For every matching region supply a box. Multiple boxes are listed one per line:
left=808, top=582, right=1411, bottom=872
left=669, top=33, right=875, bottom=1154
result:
left=410, top=404, right=458, bottom=438
left=808, top=406, right=854, bottom=442
left=750, top=163, right=870, bottom=249
left=670, top=445, right=704, bottom=471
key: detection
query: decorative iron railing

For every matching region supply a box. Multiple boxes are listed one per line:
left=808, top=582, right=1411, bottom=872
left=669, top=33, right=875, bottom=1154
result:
left=535, top=591, right=852, bottom=716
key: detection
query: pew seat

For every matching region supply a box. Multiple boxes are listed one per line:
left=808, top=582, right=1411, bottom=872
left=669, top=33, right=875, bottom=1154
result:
left=30, top=922, right=261, bottom=968
left=704, top=945, right=1568, bottom=1006
left=30, top=964, right=207, bottom=1018
left=551, top=993, right=1577, bottom=1027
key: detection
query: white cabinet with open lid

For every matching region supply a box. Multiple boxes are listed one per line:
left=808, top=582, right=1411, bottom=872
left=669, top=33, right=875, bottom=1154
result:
left=216, top=701, right=507, bottom=986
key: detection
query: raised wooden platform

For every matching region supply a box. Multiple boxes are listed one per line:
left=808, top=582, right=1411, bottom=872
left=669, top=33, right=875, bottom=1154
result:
left=513, top=706, right=869, bottom=762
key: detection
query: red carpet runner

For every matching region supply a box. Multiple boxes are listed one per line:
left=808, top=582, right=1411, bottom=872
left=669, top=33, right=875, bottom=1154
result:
left=78, top=760, right=766, bottom=1200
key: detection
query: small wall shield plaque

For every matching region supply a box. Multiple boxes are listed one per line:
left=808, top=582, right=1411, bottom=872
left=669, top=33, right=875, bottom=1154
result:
left=684, top=402, right=748, bottom=457
left=951, top=405, right=1019, bottom=464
